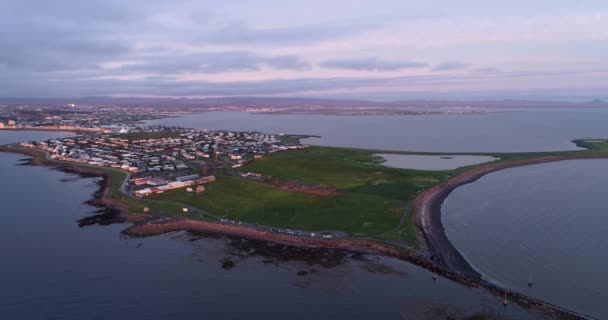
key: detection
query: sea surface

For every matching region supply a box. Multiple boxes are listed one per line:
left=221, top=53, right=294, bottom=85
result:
left=146, top=108, right=608, bottom=152
left=0, top=131, right=549, bottom=319
left=443, top=160, right=608, bottom=319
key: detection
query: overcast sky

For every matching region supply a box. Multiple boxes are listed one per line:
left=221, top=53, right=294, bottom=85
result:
left=1, top=0, right=607, bottom=100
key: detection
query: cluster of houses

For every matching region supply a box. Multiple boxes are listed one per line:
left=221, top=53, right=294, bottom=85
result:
left=19, top=128, right=308, bottom=195
left=0, top=120, right=16, bottom=128
left=20, top=129, right=304, bottom=173
left=0, top=109, right=161, bottom=132
left=130, top=174, right=216, bottom=197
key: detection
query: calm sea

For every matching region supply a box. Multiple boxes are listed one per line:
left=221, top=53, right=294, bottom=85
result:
left=146, top=108, right=608, bottom=152
left=443, top=160, right=608, bottom=319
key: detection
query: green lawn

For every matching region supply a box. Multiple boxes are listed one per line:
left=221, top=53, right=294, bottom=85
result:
left=278, top=135, right=300, bottom=145
left=151, top=147, right=451, bottom=240
left=573, top=139, right=608, bottom=153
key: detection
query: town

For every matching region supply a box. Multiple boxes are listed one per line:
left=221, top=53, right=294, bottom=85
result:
left=0, top=105, right=165, bottom=132
left=19, top=127, right=308, bottom=197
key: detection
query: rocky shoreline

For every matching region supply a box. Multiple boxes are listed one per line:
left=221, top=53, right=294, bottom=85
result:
left=0, top=145, right=598, bottom=319
left=0, top=145, right=149, bottom=224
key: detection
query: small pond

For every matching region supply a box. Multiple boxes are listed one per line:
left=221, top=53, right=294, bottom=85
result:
left=376, top=154, right=498, bottom=170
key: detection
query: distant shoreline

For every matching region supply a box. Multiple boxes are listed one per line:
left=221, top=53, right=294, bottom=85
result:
left=0, top=127, right=109, bottom=134
left=0, top=143, right=597, bottom=320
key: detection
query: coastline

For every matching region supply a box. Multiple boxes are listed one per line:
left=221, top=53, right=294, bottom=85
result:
left=413, top=155, right=608, bottom=274
left=0, top=145, right=148, bottom=223
left=0, top=127, right=109, bottom=134
left=413, top=155, right=608, bottom=320
left=0, top=145, right=598, bottom=319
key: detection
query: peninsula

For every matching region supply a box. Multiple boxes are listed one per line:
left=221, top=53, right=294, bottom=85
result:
left=2, top=128, right=607, bottom=320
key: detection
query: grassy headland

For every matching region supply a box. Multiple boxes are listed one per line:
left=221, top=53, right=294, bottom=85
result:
left=4, top=137, right=608, bottom=250
left=3, top=137, right=606, bottom=320
left=150, top=138, right=608, bottom=247
left=152, top=147, right=450, bottom=240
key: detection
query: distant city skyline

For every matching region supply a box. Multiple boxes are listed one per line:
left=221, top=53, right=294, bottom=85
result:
left=1, top=0, right=607, bottom=100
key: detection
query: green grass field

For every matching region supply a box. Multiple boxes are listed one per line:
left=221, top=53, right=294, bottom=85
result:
left=573, top=139, right=608, bottom=153
left=151, top=147, right=451, bottom=241
left=278, top=135, right=300, bottom=145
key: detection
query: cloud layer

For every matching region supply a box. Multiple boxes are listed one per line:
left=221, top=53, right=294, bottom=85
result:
left=320, top=58, right=427, bottom=71
left=0, top=0, right=607, bottom=99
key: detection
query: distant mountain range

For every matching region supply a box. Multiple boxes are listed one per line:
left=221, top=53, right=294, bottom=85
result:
left=0, top=96, right=605, bottom=110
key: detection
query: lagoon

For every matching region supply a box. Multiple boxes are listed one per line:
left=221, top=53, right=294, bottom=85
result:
left=377, top=154, right=498, bottom=170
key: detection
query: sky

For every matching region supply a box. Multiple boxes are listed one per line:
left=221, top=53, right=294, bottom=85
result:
left=0, top=0, right=607, bottom=101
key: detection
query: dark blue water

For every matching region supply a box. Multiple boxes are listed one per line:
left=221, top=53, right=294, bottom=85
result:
left=443, top=160, right=608, bottom=319
left=0, top=130, right=74, bottom=144
left=146, top=109, right=608, bottom=152
left=0, top=132, right=550, bottom=319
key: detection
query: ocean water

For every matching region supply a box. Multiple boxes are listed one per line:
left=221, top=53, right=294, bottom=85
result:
left=146, top=108, right=608, bottom=152
left=0, top=131, right=550, bottom=319
left=0, top=130, right=74, bottom=144
left=443, top=159, right=608, bottom=319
